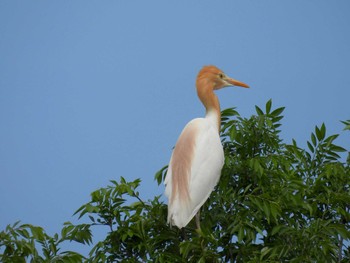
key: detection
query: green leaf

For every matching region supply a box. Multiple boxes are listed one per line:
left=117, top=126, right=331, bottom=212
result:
left=229, top=125, right=237, bottom=141
left=243, top=184, right=252, bottom=194
left=331, top=224, right=350, bottom=239
left=324, top=134, right=339, bottom=145
left=270, top=106, right=285, bottom=117
left=272, top=115, right=284, bottom=123
left=154, top=165, right=168, bottom=185
left=266, top=99, right=272, bottom=114
left=311, top=133, right=317, bottom=146
left=325, top=150, right=341, bottom=160
left=237, top=226, right=244, bottom=243
left=262, top=202, right=271, bottom=224
left=255, top=105, right=264, bottom=116
left=221, top=107, right=239, bottom=118
left=320, top=123, right=326, bottom=138
left=329, top=144, right=347, bottom=152
left=341, top=120, right=350, bottom=131
left=61, top=222, right=74, bottom=239
left=88, top=215, right=95, bottom=223
left=271, top=225, right=283, bottom=236
left=315, top=123, right=326, bottom=141
left=260, top=247, right=272, bottom=260
left=270, top=203, right=280, bottom=222
left=315, top=126, right=321, bottom=141
left=307, top=141, right=314, bottom=153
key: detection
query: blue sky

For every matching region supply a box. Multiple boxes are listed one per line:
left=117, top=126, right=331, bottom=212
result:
left=1, top=0, right=349, bottom=255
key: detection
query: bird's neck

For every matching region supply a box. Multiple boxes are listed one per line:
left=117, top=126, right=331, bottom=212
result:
left=197, top=84, right=221, bottom=132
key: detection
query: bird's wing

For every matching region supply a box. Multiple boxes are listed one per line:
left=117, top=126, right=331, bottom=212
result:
left=165, top=118, right=224, bottom=228
left=187, top=118, right=224, bottom=222
left=165, top=119, right=200, bottom=222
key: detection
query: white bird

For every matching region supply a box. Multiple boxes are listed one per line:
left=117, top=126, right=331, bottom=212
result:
left=165, top=65, right=249, bottom=228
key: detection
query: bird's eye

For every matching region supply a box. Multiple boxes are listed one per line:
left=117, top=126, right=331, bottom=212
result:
left=219, top=73, right=224, bottom=79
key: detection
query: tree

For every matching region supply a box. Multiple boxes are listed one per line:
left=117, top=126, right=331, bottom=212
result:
left=1, top=100, right=349, bottom=262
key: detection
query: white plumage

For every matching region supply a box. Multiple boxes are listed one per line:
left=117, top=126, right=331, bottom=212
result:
left=164, top=65, right=249, bottom=229
left=165, top=115, right=224, bottom=228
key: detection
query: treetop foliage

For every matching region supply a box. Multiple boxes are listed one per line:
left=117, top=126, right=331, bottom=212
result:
left=1, top=100, right=349, bottom=262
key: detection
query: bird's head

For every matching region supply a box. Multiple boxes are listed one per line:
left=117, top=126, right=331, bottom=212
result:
left=196, top=65, right=249, bottom=90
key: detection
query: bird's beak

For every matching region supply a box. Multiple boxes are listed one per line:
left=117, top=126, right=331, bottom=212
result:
left=225, top=76, right=249, bottom=88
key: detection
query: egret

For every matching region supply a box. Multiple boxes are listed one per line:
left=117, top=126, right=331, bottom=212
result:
left=165, top=65, right=249, bottom=229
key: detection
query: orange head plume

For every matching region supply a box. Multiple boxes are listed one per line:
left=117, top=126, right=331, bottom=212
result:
left=196, top=65, right=249, bottom=90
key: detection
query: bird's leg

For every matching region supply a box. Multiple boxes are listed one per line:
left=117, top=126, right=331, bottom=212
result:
left=195, top=210, right=201, bottom=230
